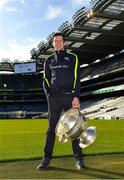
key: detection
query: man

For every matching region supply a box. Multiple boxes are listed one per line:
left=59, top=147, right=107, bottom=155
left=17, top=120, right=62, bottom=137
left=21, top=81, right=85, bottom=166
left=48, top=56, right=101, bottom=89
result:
left=37, top=32, right=85, bottom=171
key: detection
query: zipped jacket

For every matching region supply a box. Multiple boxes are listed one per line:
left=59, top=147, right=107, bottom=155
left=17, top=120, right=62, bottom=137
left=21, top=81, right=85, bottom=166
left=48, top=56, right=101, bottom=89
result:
left=43, top=49, right=80, bottom=98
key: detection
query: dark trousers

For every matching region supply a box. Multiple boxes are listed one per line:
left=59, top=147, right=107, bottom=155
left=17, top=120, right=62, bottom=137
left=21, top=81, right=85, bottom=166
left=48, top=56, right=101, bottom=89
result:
left=44, top=94, right=83, bottom=160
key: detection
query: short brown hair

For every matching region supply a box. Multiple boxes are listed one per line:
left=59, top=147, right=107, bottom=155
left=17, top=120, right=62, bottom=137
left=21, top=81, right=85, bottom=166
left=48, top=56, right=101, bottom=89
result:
left=53, top=32, right=65, bottom=41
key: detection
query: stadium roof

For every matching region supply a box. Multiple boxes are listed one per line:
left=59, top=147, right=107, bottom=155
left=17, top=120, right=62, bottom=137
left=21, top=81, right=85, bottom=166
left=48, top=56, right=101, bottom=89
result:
left=30, top=0, right=124, bottom=68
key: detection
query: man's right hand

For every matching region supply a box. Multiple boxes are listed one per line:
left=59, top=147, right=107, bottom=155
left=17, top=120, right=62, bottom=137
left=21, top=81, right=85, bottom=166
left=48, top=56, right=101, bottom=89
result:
left=72, top=97, right=80, bottom=109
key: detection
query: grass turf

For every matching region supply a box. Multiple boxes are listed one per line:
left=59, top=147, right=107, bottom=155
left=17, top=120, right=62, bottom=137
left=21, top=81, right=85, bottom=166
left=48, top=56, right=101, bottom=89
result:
left=0, top=119, right=124, bottom=161
left=0, top=154, right=124, bottom=179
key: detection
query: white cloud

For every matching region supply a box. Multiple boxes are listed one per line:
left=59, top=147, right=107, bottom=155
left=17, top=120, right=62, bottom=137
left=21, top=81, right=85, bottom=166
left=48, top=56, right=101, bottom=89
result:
left=20, top=0, right=27, bottom=6
left=6, top=6, right=18, bottom=12
left=46, top=5, right=62, bottom=20
left=0, top=0, right=26, bottom=12
left=0, top=0, right=10, bottom=10
left=0, top=38, right=40, bottom=61
left=22, top=37, right=35, bottom=44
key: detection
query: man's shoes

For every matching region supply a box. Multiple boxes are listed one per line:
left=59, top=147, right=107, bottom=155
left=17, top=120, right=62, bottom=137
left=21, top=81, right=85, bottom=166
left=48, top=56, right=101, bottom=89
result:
left=37, top=157, right=50, bottom=171
left=75, top=159, right=86, bottom=170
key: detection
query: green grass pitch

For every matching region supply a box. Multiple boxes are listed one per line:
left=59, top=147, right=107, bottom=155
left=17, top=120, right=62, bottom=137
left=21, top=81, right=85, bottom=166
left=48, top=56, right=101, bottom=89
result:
left=0, top=119, right=124, bottom=161
left=0, top=119, right=124, bottom=179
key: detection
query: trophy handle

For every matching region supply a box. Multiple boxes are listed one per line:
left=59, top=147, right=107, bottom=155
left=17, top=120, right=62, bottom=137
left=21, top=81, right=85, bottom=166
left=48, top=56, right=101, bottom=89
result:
left=79, top=126, right=96, bottom=148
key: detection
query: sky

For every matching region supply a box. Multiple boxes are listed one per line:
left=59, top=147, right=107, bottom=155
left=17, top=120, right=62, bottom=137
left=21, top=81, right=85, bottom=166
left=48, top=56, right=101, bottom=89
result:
left=0, top=0, right=91, bottom=61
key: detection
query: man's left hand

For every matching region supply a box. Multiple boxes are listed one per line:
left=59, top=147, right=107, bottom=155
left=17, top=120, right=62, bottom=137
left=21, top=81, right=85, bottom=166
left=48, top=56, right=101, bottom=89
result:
left=72, top=97, right=80, bottom=108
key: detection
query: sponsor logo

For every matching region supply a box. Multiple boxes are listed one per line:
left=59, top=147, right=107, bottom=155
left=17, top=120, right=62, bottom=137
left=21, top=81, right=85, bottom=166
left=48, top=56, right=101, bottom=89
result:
left=64, top=57, right=70, bottom=61
left=51, top=65, right=68, bottom=69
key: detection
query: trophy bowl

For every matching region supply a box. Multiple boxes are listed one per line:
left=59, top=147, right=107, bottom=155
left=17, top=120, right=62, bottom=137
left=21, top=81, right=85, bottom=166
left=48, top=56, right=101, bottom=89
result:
left=56, top=108, right=96, bottom=148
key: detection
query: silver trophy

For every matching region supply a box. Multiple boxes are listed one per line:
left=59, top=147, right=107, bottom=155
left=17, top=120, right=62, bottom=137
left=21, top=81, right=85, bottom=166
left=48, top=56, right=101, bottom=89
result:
left=56, top=108, right=96, bottom=148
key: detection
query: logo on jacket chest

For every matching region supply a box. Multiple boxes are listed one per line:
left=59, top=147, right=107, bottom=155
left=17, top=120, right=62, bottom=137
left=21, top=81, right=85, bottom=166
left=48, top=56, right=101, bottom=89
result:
left=64, top=57, right=70, bottom=61
left=50, top=57, right=70, bottom=70
left=50, top=65, right=69, bottom=70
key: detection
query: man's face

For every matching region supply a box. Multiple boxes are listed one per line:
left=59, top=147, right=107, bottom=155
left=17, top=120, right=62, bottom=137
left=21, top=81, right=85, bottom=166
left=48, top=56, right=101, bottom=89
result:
left=52, top=35, right=65, bottom=51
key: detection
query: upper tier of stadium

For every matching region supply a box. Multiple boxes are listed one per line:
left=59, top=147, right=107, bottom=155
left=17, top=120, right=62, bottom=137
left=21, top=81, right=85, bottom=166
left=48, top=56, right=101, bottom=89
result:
left=30, top=0, right=124, bottom=68
left=0, top=0, right=124, bottom=74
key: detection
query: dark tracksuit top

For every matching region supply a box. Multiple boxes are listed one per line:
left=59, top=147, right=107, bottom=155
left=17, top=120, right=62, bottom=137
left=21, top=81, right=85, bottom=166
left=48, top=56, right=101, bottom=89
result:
left=43, top=49, right=80, bottom=98
left=42, top=49, right=82, bottom=160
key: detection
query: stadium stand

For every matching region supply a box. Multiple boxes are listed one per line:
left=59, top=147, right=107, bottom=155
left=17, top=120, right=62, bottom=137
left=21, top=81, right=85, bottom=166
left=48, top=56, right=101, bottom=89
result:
left=0, top=61, right=14, bottom=74
left=80, top=50, right=124, bottom=82
left=0, top=0, right=124, bottom=119
left=79, top=50, right=124, bottom=97
left=0, top=73, right=47, bottom=118
left=80, top=96, right=124, bottom=120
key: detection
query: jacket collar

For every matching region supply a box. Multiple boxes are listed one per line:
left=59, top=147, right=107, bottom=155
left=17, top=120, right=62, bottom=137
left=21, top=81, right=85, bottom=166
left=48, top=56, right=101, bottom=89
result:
left=54, top=49, right=67, bottom=62
left=54, top=49, right=67, bottom=55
